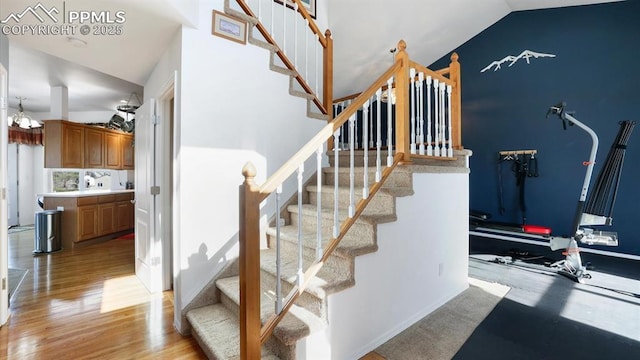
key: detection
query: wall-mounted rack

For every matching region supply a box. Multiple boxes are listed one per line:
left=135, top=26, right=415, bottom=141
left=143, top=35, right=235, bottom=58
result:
left=498, top=149, right=537, bottom=156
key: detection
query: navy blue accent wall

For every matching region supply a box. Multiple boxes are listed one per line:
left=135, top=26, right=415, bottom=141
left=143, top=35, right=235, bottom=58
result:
left=432, top=1, right=640, bottom=255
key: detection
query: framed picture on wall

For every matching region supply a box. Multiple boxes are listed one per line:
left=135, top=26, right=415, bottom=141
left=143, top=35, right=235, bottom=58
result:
left=275, top=0, right=316, bottom=19
left=212, top=10, right=247, bottom=45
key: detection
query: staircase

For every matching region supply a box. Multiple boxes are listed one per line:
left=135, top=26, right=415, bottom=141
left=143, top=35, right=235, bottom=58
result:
left=186, top=151, right=416, bottom=359
left=186, top=2, right=468, bottom=358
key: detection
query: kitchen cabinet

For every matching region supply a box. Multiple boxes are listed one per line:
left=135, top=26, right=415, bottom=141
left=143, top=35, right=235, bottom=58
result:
left=44, top=120, right=134, bottom=170
left=84, top=127, right=105, bottom=168
left=115, top=193, right=134, bottom=231
left=77, top=199, right=99, bottom=241
left=42, top=191, right=135, bottom=249
left=121, top=134, right=134, bottom=170
left=105, top=132, right=122, bottom=169
left=45, top=120, right=85, bottom=168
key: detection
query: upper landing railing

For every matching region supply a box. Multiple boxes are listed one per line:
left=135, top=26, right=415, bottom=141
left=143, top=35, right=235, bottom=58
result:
left=236, top=0, right=333, bottom=116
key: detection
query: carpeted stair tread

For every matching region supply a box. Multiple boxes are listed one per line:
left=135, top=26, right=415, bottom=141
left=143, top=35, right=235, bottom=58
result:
left=287, top=203, right=398, bottom=225
left=265, top=225, right=377, bottom=258
left=216, top=276, right=326, bottom=346
left=306, top=185, right=396, bottom=216
left=187, top=303, right=280, bottom=360
left=259, top=247, right=354, bottom=298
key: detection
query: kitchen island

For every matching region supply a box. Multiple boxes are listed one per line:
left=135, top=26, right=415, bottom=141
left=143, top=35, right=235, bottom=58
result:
left=40, top=189, right=135, bottom=250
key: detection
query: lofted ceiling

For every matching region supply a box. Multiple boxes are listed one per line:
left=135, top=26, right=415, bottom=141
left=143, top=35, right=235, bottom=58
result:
left=1, top=0, right=623, bottom=115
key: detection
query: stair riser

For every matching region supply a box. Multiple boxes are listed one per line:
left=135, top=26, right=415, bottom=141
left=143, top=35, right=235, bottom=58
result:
left=327, top=150, right=391, bottom=167
left=259, top=267, right=326, bottom=320
left=328, top=151, right=467, bottom=167
left=266, top=233, right=354, bottom=277
left=323, top=168, right=413, bottom=189
left=307, top=187, right=395, bottom=216
left=289, top=212, right=377, bottom=243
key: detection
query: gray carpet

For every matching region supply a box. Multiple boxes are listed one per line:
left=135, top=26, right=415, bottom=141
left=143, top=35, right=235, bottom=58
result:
left=9, top=268, right=28, bottom=303
left=374, top=278, right=510, bottom=360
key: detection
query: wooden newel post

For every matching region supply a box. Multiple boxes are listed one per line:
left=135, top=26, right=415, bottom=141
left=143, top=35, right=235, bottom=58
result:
left=449, top=52, right=462, bottom=150
left=394, top=40, right=411, bottom=163
left=324, top=29, right=335, bottom=151
left=239, top=162, right=261, bottom=360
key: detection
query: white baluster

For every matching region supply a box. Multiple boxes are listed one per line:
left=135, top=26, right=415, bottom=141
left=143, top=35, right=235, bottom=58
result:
left=333, top=128, right=340, bottom=238
left=348, top=114, right=356, bottom=218
left=410, top=68, right=416, bottom=154
left=270, top=0, right=274, bottom=36
left=275, top=184, right=282, bottom=314
left=305, top=19, right=309, bottom=83
left=447, top=85, right=453, bottom=157
left=354, top=109, right=359, bottom=150
left=433, top=79, right=440, bottom=157
left=376, top=89, right=382, bottom=182
left=418, top=72, right=425, bottom=155
left=315, top=34, right=319, bottom=95
left=369, top=103, right=375, bottom=149
left=297, top=163, right=304, bottom=287
left=426, top=76, right=433, bottom=156
left=439, top=82, right=446, bottom=157
left=387, top=77, right=394, bottom=167
left=282, top=0, right=286, bottom=51
left=316, top=145, right=323, bottom=260
left=362, top=100, right=370, bottom=199
left=258, top=0, right=262, bottom=23
left=293, top=3, right=298, bottom=69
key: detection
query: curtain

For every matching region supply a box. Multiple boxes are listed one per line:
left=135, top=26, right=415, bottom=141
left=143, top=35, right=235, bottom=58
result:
left=8, top=127, right=44, bottom=145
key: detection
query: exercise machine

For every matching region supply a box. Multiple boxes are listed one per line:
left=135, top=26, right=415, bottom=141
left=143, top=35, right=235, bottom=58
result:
left=471, top=102, right=635, bottom=282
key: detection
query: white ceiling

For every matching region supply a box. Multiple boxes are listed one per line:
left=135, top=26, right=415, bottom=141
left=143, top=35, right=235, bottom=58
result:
left=1, top=0, right=623, bottom=115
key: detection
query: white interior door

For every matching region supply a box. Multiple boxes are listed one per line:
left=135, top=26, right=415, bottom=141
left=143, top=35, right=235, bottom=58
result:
left=134, top=99, right=161, bottom=292
left=1, top=64, right=10, bottom=325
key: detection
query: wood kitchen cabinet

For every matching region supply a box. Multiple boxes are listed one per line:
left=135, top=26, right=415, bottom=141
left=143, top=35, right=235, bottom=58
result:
left=121, top=134, right=134, bottom=170
left=43, top=191, right=135, bottom=249
left=115, top=193, right=134, bottom=231
left=104, top=131, right=122, bottom=169
left=44, top=120, right=134, bottom=169
left=44, top=120, right=85, bottom=168
left=77, top=199, right=99, bottom=241
left=84, top=127, right=105, bottom=168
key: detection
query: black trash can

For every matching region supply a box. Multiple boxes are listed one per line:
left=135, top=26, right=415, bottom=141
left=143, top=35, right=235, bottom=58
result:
left=34, top=210, right=62, bottom=254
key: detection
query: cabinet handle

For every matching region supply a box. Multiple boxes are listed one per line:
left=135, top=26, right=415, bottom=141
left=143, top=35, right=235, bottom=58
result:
left=130, top=199, right=136, bottom=204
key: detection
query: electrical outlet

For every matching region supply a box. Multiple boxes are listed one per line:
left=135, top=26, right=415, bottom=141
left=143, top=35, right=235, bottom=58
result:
left=438, top=263, right=444, bottom=276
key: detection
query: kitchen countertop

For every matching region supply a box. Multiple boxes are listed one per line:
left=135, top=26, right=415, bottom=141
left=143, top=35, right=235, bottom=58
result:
left=38, top=189, right=135, bottom=198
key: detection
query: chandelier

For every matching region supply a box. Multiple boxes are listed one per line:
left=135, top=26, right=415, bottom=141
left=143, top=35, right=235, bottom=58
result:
left=8, top=97, right=41, bottom=129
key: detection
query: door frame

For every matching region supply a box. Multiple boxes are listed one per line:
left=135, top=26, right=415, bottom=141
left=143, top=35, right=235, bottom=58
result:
left=1, top=63, right=10, bottom=325
left=156, top=72, right=177, bottom=292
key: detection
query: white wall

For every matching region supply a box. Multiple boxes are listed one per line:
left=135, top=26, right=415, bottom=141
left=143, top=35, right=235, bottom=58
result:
left=167, top=0, right=326, bottom=330
left=325, top=171, right=470, bottom=359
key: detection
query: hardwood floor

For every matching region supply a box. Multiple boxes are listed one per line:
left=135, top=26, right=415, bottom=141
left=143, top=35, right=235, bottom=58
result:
left=0, top=229, right=206, bottom=359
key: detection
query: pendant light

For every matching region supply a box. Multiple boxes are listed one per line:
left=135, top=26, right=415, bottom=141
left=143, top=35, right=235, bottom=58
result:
left=8, top=97, right=41, bottom=128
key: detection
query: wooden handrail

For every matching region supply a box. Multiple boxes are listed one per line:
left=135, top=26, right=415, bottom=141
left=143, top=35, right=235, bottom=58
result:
left=408, top=60, right=455, bottom=86
left=292, top=0, right=327, bottom=46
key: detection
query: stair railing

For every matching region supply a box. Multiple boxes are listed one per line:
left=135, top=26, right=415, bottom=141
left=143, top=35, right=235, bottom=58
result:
left=235, top=0, right=333, bottom=116
left=333, top=53, right=462, bottom=157
left=239, top=40, right=444, bottom=359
